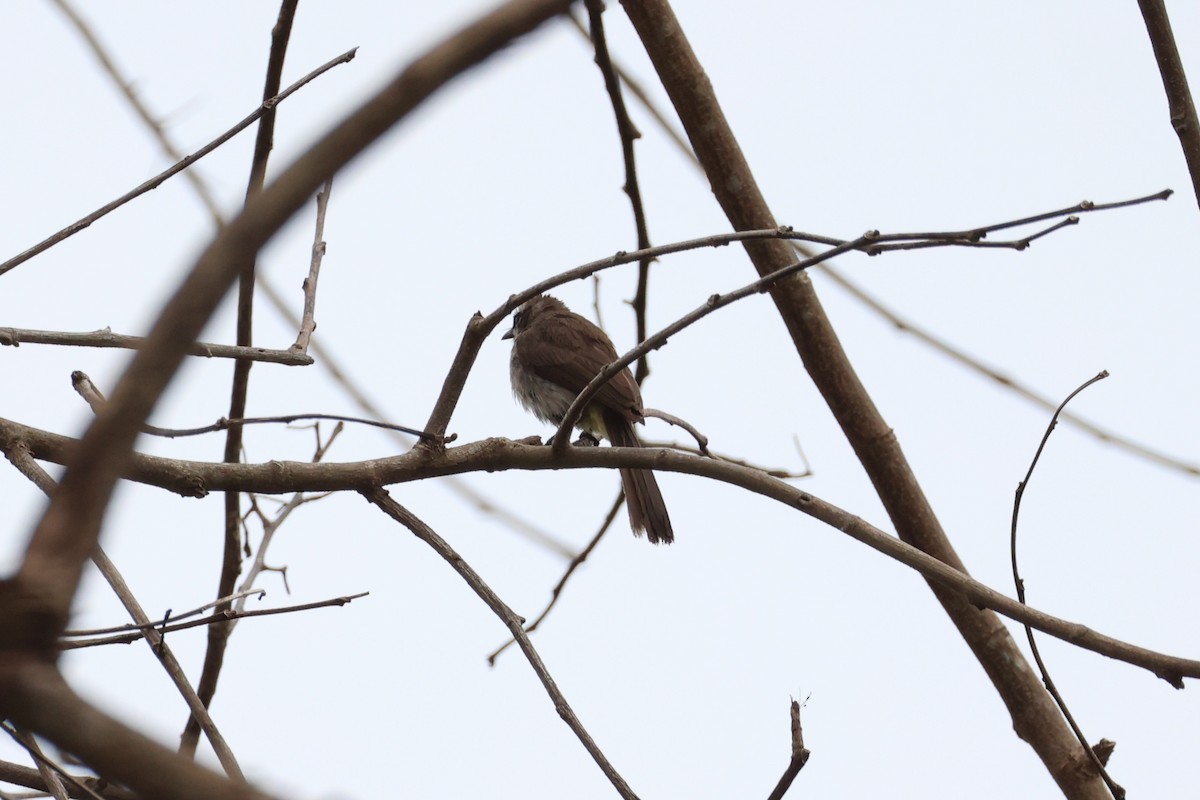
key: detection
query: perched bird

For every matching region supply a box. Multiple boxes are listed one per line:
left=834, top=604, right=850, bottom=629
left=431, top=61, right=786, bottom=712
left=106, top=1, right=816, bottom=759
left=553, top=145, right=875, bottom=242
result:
left=503, top=294, right=673, bottom=544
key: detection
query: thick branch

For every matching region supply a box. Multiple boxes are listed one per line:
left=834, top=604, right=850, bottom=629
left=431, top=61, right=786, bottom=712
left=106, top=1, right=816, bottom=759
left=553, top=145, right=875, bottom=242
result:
left=1, top=665, right=269, bottom=800
left=1137, top=0, right=1200, bottom=211
left=616, top=2, right=1109, bottom=796
left=5, top=420, right=1197, bottom=687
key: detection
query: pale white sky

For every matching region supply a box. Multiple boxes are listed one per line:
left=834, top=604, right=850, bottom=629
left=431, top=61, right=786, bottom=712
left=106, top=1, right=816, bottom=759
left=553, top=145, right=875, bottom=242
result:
left=2, top=2, right=1198, bottom=798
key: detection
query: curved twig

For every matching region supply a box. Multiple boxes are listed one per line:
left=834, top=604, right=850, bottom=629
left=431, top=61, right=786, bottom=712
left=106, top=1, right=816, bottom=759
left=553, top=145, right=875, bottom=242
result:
left=1012, top=371, right=1125, bottom=799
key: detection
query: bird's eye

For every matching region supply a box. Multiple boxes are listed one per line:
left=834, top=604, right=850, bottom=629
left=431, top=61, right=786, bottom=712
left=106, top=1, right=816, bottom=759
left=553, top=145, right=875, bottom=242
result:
left=513, top=309, right=526, bottom=329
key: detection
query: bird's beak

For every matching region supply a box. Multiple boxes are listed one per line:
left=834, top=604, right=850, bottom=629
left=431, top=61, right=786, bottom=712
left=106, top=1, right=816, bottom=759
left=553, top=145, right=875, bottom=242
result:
left=502, top=326, right=514, bottom=340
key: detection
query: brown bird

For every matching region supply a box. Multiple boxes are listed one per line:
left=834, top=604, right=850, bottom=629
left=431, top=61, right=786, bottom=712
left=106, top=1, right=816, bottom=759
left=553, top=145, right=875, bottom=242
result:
left=503, top=295, right=673, bottom=544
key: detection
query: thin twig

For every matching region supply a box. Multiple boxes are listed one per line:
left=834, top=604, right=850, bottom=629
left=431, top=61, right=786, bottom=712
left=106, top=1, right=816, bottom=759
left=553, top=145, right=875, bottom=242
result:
left=0, top=327, right=312, bottom=365
left=62, top=588, right=265, bottom=637
left=640, top=440, right=810, bottom=479
left=765, top=698, right=810, bottom=800
left=72, top=371, right=438, bottom=440
left=146, top=413, right=438, bottom=441
left=61, top=593, right=369, bottom=650
left=183, top=0, right=302, bottom=759
left=581, top=1, right=656, bottom=383
left=567, top=13, right=694, bottom=158
left=363, top=489, right=641, bottom=800
left=642, top=407, right=709, bottom=455
left=487, top=492, right=625, bottom=664
left=233, top=423, right=346, bottom=624
left=1011, top=371, right=1124, bottom=799
left=292, top=178, right=333, bottom=353
left=0, top=46, right=357, bottom=277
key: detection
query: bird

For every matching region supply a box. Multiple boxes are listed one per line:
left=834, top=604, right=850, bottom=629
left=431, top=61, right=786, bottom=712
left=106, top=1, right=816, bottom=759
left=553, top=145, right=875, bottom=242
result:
left=503, top=294, right=673, bottom=544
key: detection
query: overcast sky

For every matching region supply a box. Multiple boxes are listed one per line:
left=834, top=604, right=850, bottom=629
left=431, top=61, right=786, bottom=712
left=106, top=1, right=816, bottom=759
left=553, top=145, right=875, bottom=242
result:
left=2, top=2, right=1199, bottom=798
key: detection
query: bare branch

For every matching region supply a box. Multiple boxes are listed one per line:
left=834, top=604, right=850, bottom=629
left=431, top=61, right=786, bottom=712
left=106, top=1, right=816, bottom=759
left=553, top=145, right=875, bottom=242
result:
left=62, top=588, right=265, bottom=638
left=615, top=2, right=1109, bottom=795
left=1012, top=371, right=1125, bottom=799
left=0, top=664, right=270, bottom=800
left=3, top=444, right=245, bottom=781
left=61, top=593, right=369, bottom=650
left=141, top=413, right=441, bottom=441
left=3, top=723, right=75, bottom=800
left=0, top=327, right=312, bottom=366
left=642, top=407, right=709, bottom=455
left=641, top=439, right=810, bottom=479
left=765, top=698, right=810, bottom=800
left=581, top=0, right=656, bottom=382
left=423, top=194, right=1164, bottom=444
left=363, top=489, right=641, bottom=800
left=549, top=236, right=865, bottom=449
left=6, top=418, right=1198, bottom=686
left=0, top=47, right=358, bottom=278
left=1137, top=0, right=1200, bottom=211
left=292, top=178, right=333, bottom=353
left=71, top=374, right=439, bottom=440
left=185, top=0, right=303, bottom=759
left=487, top=492, right=625, bottom=664
left=0, top=754, right=125, bottom=800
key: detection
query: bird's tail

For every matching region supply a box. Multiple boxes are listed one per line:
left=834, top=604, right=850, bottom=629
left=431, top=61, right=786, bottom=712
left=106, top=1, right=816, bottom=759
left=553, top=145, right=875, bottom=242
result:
left=605, top=412, right=673, bottom=545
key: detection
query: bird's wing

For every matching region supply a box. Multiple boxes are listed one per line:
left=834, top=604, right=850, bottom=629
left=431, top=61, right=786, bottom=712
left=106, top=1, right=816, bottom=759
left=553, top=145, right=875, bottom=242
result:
left=518, top=313, right=644, bottom=421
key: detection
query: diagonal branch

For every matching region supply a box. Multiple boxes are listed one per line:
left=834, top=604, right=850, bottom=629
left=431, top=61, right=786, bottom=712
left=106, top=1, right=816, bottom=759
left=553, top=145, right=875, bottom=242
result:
left=363, top=489, right=641, bottom=800
left=0, top=46, right=357, bottom=278
left=615, top=2, right=1111, bottom=797
left=1137, top=0, right=1200, bottom=211
left=4, top=441, right=246, bottom=781
left=486, top=491, right=625, bottom=664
